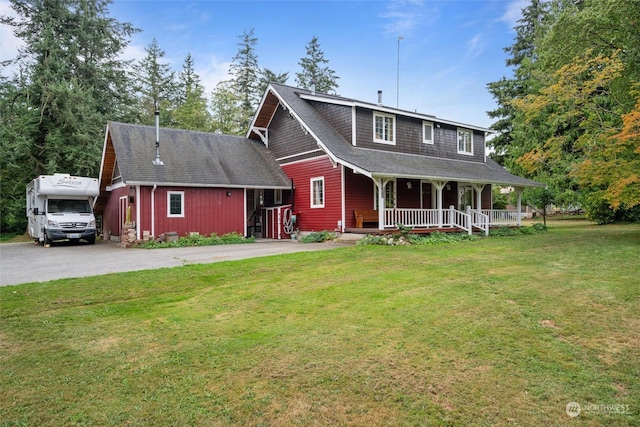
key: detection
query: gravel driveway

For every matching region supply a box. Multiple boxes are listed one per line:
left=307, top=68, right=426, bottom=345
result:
left=0, top=239, right=348, bottom=287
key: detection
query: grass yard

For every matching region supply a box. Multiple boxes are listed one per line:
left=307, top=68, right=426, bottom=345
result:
left=1, top=220, right=638, bottom=426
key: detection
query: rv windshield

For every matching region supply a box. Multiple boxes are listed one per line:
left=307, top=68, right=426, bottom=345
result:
left=48, top=199, right=92, bottom=214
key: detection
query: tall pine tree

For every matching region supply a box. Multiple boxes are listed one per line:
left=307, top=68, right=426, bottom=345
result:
left=229, top=28, right=260, bottom=131
left=0, top=0, right=136, bottom=233
left=295, top=36, right=339, bottom=94
left=131, top=38, right=178, bottom=126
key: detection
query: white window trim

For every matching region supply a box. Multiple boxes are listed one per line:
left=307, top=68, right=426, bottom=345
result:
left=167, top=191, right=185, bottom=218
left=274, top=188, right=282, bottom=204
left=373, top=112, right=396, bottom=145
left=423, top=121, right=434, bottom=144
left=310, top=177, right=325, bottom=208
left=457, top=128, right=474, bottom=156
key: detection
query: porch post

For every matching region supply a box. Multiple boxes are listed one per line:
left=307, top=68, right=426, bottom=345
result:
left=373, top=177, right=387, bottom=230
left=472, top=184, right=486, bottom=212
left=431, top=181, right=447, bottom=228
left=515, top=187, right=523, bottom=226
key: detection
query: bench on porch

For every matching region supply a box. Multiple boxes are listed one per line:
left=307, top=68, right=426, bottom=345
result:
left=354, top=209, right=378, bottom=228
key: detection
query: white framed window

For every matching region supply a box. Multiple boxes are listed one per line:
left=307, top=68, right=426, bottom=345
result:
left=374, top=180, right=396, bottom=209
left=310, top=177, right=324, bottom=208
left=373, top=112, right=396, bottom=145
left=423, top=121, right=434, bottom=144
left=167, top=191, right=184, bottom=217
left=457, top=128, right=473, bottom=155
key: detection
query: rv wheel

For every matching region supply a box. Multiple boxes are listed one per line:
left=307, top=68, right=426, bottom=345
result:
left=87, top=236, right=96, bottom=245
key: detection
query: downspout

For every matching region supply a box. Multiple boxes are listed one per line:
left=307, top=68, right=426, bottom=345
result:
left=151, top=184, right=157, bottom=238
left=136, top=185, right=141, bottom=240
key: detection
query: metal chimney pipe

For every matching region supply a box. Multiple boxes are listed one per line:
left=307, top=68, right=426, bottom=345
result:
left=377, top=90, right=382, bottom=106
left=152, top=100, right=164, bottom=166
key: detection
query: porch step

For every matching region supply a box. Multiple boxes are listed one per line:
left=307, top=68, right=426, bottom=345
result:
left=335, top=233, right=367, bottom=244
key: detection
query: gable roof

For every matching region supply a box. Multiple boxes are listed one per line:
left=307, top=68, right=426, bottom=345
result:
left=252, top=83, right=543, bottom=188
left=96, top=122, right=291, bottom=213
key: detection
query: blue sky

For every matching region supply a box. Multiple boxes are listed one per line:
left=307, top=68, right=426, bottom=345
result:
left=1, top=0, right=528, bottom=128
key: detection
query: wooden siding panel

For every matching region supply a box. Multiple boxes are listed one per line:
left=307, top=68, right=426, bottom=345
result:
left=103, top=186, right=246, bottom=239
left=353, top=107, right=485, bottom=163
left=283, top=156, right=343, bottom=232
left=344, top=170, right=376, bottom=228
left=482, top=185, right=492, bottom=210
left=101, top=186, right=128, bottom=239
left=310, top=101, right=353, bottom=144
left=269, top=105, right=319, bottom=161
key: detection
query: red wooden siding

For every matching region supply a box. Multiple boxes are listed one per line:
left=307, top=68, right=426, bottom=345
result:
left=344, top=170, right=375, bottom=228
left=282, top=156, right=343, bottom=232
left=102, top=186, right=245, bottom=240
left=101, top=186, right=128, bottom=240
left=139, top=186, right=244, bottom=237
left=397, top=179, right=421, bottom=208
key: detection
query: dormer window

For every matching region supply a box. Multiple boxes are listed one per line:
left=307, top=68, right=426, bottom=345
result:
left=373, top=112, right=395, bottom=145
left=423, top=121, right=434, bottom=144
left=457, top=128, right=473, bottom=155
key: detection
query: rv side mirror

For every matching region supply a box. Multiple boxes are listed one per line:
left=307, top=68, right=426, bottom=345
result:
left=33, top=208, right=39, bottom=215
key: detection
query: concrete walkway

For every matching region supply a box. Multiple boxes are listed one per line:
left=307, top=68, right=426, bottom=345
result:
left=0, top=239, right=350, bottom=287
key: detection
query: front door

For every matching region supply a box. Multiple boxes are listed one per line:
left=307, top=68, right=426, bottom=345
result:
left=458, top=185, right=474, bottom=210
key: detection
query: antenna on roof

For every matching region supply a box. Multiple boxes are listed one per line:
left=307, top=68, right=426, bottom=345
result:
left=152, top=100, right=164, bottom=166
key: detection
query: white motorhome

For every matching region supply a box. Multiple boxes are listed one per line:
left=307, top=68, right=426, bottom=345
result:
left=26, top=174, right=99, bottom=245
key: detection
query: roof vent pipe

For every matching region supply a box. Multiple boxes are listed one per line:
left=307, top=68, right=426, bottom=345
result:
left=377, top=90, right=382, bottom=106
left=152, top=100, right=164, bottom=166
left=310, top=80, right=316, bottom=95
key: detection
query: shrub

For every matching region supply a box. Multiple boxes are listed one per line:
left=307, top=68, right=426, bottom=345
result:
left=137, top=232, right=255, bottom=249
left=300, top=230, right=335, bottom=243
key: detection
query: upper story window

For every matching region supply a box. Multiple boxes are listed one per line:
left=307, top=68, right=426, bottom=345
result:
left=423, top=121, right=434, bottom=144
left=373, top=112, right=396, bottom=145
left=167, top=191, right=185, bottom=217
left=457, top=128, right=473, bottom=155
left=310, top=177, right=324, bottom=208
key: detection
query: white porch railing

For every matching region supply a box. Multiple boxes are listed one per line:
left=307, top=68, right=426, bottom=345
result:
left=385, top=208, right=440, bottom=228
left=447, top=206, right=471, bottom=234
left=481, top=209, right=520, bottom=226
left=381, top=208, right=512, bottom=235
left=470, top=208, right=490, bottom=236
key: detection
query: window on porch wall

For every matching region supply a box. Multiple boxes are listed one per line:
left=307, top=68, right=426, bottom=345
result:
left=374, top=180, right=396, bottom=209
left=458, top=185, right=475, bottom=210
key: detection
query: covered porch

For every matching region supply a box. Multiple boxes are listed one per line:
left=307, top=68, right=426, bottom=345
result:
left=346, top=174, right=527, bottom=236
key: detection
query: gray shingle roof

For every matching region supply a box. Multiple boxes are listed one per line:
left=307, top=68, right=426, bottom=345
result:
left=108, top=122, right=291, bottom=188
left=268, top=83, right=544, bottom=188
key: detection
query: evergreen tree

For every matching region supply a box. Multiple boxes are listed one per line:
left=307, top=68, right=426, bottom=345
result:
left=229, top=28, right=260, bottom=131
left=486, top=0, right=550, bottom=165
left=0, top=0, right=136, bottom=233
left=210, top=80, right=244, bottom=135
left=173, top=53, right=211, bottom=131
left=257, top=68, right=289, bottom=99
left=131, top=38, right=178, bottom=126
left=295, top=36, right=339, bottom=94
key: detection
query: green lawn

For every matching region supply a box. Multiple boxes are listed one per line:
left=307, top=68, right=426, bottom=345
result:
left=1, top=220, right=638, bottom=426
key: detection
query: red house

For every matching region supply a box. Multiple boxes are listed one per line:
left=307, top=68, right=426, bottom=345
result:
left=97, top=84, right=542, bottom=242
left=247, top=83, right=543, bottom=236
left=96, top=122, right=291, bottom=242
